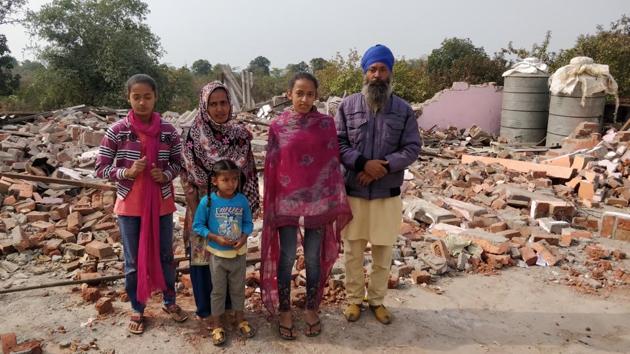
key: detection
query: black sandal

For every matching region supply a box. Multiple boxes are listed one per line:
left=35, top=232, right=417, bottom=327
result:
left=304, top=320, right=321, bottom=337
left=278, top=324, right=297, bottom=340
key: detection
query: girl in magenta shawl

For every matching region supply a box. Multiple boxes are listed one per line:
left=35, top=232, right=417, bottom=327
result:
left=261, top=73, right=352, bottom=339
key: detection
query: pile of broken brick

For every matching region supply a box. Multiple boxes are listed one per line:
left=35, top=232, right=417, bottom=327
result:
left=392, top=121, right=629, bottom=294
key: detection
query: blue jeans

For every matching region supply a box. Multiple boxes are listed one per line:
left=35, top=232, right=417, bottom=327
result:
left=119, top=214, right=176, bottom=314
left=277, top=226, right=322, bottom=311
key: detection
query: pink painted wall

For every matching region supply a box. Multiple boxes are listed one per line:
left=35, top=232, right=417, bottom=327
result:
left=418, top=82, right=503, bottom=134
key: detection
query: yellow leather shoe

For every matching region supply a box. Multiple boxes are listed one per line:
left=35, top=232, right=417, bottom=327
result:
left=369, top=305, right=392, bottom=325
left=343, top=303, right=362, bottom=322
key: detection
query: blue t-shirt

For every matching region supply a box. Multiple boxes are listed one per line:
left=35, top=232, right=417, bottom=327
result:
left=192, top=192, right=253, bottom=257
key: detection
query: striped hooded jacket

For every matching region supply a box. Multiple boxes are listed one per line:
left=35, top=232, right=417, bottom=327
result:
left=95, top=115, right=182, bottom=200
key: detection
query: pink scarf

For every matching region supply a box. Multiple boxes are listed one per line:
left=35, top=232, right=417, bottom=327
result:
left=261, top=108, right=352, bottom=314
left=129, top=110, right=166, bottom=304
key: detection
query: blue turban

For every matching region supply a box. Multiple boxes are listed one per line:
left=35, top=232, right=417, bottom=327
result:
left=361, top=44, right=394, bottom=73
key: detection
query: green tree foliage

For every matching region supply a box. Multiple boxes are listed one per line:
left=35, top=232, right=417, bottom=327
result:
left=0, top=0, right=26, bottom=96
left=0, top=0, right=25, bottom=24
left=309, top=57, right=328, bottom=73
left=428, top=37, right=505, bottom=89
left=315, top=49, right=363, bottom=99
left=392, top=59, right=436, bottom=103
left=0, top=35, right=19, bottom=95
left=26, top=0, right=163, bottom=108
left=156, top=65, right=196, bottom=112
left=286, top=61, right=309, bottom=75
left=551, top=15, right=630, bottom=97
left=248, top=56, right=271, bottom=76
left=499, top=31, right=556, bottom=65
left=191, top=59, right=212, bottom=76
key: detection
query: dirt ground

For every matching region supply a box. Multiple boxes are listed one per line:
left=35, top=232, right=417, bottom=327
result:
left=1, top=263, right=629, bottom=354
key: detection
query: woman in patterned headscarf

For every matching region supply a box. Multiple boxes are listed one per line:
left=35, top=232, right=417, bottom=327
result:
left=181, top=81, right=260, bottom=325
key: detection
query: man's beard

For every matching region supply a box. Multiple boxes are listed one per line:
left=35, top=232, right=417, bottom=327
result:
left=362, top=75, right=392, bottom=113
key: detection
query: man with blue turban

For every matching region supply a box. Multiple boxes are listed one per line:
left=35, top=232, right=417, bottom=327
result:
left=335, top=44, right=421, bottom=325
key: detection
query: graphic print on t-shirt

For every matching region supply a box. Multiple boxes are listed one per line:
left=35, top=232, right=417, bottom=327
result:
left=216, top=206, right=243, bottom=241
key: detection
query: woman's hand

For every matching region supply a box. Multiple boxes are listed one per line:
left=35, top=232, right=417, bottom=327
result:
left=150, top=163, right=167, bottom=183
left=125, top=157, right=147, bottom=178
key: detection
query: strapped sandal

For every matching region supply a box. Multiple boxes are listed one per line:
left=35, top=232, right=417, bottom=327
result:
left=128, top=314, right=145, bottom=335
left=211, top=327, right=226, bottom=346
left=162, top=304, right=188, bottom=323
left=278, top=324, right=297, bottom=340
left=369, top=304, right=392, bottom=325
left=343, top=303, right=362, bottom=322
left=237, top=320, right=256, bottom=338
left=304, top=320, right=321, bottom=337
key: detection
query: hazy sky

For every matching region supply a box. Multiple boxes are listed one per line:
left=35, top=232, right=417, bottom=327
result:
left=1, top=0, right=628, bottom=69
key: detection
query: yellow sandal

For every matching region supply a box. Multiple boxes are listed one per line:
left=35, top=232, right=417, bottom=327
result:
left=237, top=320, right=256, bottom=338
left=211, top=327, right=226, bottom=346
left=343, top=304, right=362, bottom=322
left=369, top=305, right=392, bottom=325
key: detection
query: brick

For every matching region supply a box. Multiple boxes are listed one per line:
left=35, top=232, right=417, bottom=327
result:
left=578, top=181, right=595, bottom=201
left=54, top=229, right=76, bottom=243
left=67, top=212, right=82, bottom=234
left=520, top=246, right=537, bottom=265
left=490, top=197, right=507, bottom=209
left=81, top=130, right=106, bottom=147
left=441, top=197, right=486, bottom=221
left=9, top=183, right=33, bottom=199
left=95, top=296, right=114, bottom=315
left=485, top=254, right=511, bottom=268
left=63, top=243, right=85, bottom=258
left=13, top=199, right=36, bottom=213
left=411, top=270, right=431, bottom=284
left=85, top=240, right=114, bottom=258
left=543, top=154, right=572, bottom=168
left=180, top=274, right=192, bottom=289
left=606, top=197, right=629, bottom=208
left=92, top=221, right=115, bottom=231
left=1, top=332, right=17, bottom=354
left=396, top=264, right=415, bottom=278
left=537, top=217, right=570, bottom=234
left=387, top=273, right=399, bottom=289
left=30, top=221, right=55, bottom=232
left=571, top=155, right=594, bottom=171
left=565, top=176, right=582, bottom=190
left=559, top=234, right=573, bottom=247
left=61, top=260, right=80, bottom=272
left=404, top=197, right=457, bottom=225
left=0, top=179, right=12, bottom=194
left=81, top=286, right=101, bottom=303
left=77, top=232, right=93, bottom=246
left=572, top=216, right=599, bottom=230
left=0, top=241, right=15, bottom=255
left=431, top=240, right=450, bottom=260
left=530, top=241, right=561, bottom=266
left=561, top=228, right=593, bottom=239
left=600, top=212, right=630, bottom=241
left=487, top=221, right=508, bottom=233
left=496, top=229, right=522, bottom=239
left=2, top=195, right=16, bottom=206
left=79, top=272, right=102, bottom=281
left=459, top=229, right=510, bottom=254
left=11, top=227, right=30, bottom=252
left=51, top=204, right=70, bottom=219
left=9, top=340, right=42, bottom=354
left=43, top=239, right=63, bottom=255
left=531, top=229, right=560, bottom=246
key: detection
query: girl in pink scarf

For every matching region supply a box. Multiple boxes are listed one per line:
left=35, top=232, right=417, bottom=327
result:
left=96, top=74, right=187, bottom=334
left=261, top=73, right=352, bottom=339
